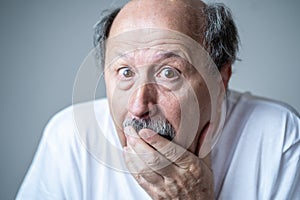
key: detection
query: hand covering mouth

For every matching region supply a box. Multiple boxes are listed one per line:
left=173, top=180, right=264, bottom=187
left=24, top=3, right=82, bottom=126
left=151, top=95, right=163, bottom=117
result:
left=123, top=118, right=175, bottom=141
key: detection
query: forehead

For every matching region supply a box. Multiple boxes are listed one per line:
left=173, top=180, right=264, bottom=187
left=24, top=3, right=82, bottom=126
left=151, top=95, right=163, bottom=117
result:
left=104, top=28, right=217, bottom=82
left=116, top=50, right=182, bottom=62
left=105, top=29, right=205, bottom=65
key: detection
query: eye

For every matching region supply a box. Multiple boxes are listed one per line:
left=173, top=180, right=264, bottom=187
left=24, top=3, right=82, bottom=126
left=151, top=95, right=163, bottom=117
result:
left=157, top=67, right=180, bottom=80
left=118, top=67, right=135, bottom=78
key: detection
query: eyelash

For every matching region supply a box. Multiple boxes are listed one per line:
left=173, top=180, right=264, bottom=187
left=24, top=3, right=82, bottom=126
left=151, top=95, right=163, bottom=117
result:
left=117, top=66, right=135, bottom=79
left=116, top=65, right=182, bottom=81
left=157, top=66, right=181, bottom=79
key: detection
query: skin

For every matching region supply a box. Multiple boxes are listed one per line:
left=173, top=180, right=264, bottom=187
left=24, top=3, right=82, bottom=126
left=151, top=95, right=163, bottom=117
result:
left=104, top=0, right=232, bottom=199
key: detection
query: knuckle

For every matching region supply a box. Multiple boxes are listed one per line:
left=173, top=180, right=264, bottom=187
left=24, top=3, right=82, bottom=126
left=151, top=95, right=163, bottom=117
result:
left=174, top=152, right=193, bottom=167
left=134, top=174, right=142, bottom=182
left=164, top=146, right=177, bottom=160
left=163, top=146, right=185, bottom=163
left=139, top=167, right=152, bottom=175
left=145, top=153, right=171, bottom=170
left=189, top=161, right=202, bottom=178
left=146, top=154, right=160, bottom=167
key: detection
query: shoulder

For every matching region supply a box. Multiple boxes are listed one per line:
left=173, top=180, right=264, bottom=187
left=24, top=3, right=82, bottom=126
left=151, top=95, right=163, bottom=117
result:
left=227, top=90, right=299, bottom=124
left=44, top=98, right=110, bottom=136
left=38, top=99, right=112, bottom=152
left=214, top=91, right=300, bottom=198
left=226, top=90, right=300, bottom=152
left=16, top=99, right=112, bottom=199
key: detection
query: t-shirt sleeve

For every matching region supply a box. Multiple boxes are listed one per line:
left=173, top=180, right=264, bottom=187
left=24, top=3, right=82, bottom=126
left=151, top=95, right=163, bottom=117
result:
left=271, top=111, right=300, bottom=199
left=215, top=98, right=300, bottom=200
left=16, top=107, right=78, bottom=200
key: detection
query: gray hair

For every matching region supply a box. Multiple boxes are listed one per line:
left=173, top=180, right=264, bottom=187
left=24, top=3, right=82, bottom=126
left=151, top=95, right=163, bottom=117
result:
left=93, top=3, right=239, bottom=70
left=203, top=3, right=239, bottom=69
left=123, top=118, right=176, bottom=141
left=93, top=8, right=120, bottom=68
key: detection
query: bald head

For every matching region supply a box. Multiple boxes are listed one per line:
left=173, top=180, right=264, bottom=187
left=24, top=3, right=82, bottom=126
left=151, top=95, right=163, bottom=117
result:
left=109, top=0, right=207, bottom=42
left=94, top=1, right=239, bottom=69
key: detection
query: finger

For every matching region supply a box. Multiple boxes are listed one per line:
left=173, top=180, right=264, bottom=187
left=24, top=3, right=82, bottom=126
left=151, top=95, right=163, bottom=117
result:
left=126, top=129, right=214, bottom=198
left=123, top=146, right=147, bottom=173
left=125, top=126, right=172, bottom=172
left=125, top=127, right=187, bottom=182
left=137, top=128, right=211, bottom=185
left=125, top=126, right=202, bottom=181
left=138, top=128, right=193, bottom=168
left=123, top=146, right=164, bottom=185
left=124, top=146, right=171, bottom=199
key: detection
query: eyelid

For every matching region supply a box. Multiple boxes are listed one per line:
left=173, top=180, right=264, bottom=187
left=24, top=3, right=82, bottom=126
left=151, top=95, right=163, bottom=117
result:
left=157, top=65, right=181, bottom=79
left=162, top=65, right=181, bottom=74
left=117, top=66, right=135, bottom=79
left=117, top=66, right=130, bottom=71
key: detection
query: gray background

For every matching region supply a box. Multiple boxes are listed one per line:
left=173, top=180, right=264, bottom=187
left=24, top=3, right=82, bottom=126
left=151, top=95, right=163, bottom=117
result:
left=0, top=0, right=299, bottom=199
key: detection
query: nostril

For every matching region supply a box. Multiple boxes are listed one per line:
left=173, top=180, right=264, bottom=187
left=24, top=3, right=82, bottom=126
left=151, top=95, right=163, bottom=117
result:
left=129, top=110, right=151, bottom=120
left=128, top=103, right=159, bottom=120
left=139, top=111, right=151, bottom=119
left=140, top=104, right=159, bottom=119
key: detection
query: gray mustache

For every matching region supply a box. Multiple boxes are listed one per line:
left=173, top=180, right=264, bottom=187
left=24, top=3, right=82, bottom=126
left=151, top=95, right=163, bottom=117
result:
left=123, top=118, right=175, bottom=141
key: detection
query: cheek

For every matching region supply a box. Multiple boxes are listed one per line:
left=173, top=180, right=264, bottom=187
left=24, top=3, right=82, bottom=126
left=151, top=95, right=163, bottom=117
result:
left=186, top=71, right=212, bottom=125
left=194, top=81, right=211, bottom=123
left=158, top=87, right=199, bottom=135
left=169, top=80, right=205, bottom=149
left=158, top=94, right=181, bottom=130
left=105, top=74, right=129, bottom=130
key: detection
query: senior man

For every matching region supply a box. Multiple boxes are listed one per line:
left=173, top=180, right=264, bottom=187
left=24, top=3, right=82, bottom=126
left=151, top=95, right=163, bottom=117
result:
left=17, top=0, right=300, bottom=199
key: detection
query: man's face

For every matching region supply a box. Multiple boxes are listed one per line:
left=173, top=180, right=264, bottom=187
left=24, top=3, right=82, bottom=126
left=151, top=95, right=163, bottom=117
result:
left=104, top=29, right=215, bottom=154
left=103, top=0, right=226, bottom=156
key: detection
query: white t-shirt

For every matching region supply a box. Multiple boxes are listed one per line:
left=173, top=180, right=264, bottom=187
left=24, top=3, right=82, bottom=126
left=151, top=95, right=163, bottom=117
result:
left=16, top=90, right=300, bottom=199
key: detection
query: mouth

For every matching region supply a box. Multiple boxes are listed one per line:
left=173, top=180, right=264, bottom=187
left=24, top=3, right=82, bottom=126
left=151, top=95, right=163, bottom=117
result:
left=123, top=118, right=175, bottom=141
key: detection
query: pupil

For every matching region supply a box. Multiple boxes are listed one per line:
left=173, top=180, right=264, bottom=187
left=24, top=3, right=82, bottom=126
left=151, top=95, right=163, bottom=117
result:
left=124, top=69, right=132, bottom=77
left=165, top=69, right=174, bottom=78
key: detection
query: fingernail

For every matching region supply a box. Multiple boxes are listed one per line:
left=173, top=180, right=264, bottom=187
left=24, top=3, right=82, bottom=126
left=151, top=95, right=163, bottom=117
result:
left=124, top=126, right=132, bottom=136
left=124, top=126, right=138, bottom=138
left=127, top=135, right=136, bottom=146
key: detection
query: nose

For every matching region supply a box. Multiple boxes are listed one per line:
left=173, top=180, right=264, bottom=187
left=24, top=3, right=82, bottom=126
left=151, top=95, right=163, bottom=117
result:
left=127, top=84, right=158, bottom=119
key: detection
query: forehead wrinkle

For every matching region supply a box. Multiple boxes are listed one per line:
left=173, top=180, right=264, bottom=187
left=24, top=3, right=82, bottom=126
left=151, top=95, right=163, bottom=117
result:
left=115, top=50, right=186, bottom=66
left=106, top=37, right=195, bottom=62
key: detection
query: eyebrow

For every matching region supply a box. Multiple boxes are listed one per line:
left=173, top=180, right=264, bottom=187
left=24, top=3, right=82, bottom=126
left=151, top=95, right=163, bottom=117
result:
left=113, top=49, right=195, bottom=72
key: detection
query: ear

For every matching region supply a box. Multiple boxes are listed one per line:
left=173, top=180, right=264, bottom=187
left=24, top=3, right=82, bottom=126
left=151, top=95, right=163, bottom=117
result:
left=220, top=62, right=232, bottom=89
